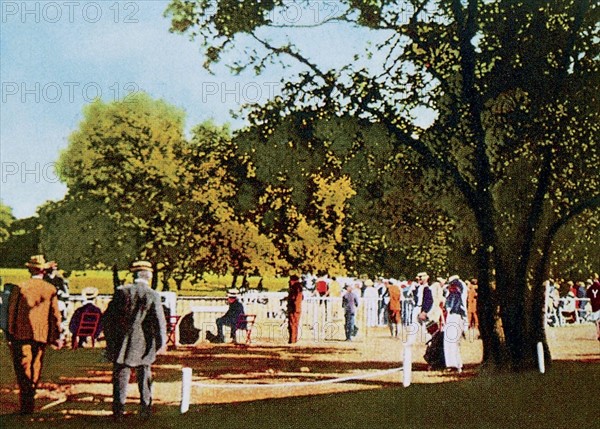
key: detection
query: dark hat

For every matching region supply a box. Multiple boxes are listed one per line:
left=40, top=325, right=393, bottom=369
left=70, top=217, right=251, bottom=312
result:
left=130, top=260, right=153, bottom=272
left=290, top=275, right=300, bottom=282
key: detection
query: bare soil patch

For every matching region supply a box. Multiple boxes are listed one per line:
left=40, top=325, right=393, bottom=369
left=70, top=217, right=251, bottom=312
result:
left=1, top=324, right=598, bottom=415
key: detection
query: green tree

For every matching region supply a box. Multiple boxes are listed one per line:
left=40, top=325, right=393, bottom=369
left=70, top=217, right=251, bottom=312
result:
left=0, top=201, right=15, bottom=245
left=166, top=0, right=600, bottom=370
left=37, top=195, right=141, bottom=270
left=57, top=93, right=190, bottom=286
left=0, top=216, right=40, bottom=268
left=58, top=98, right=287, bottom=288
left=181, top=121, right=289, bottom=284
left=236, top=112, right=462, bottom=277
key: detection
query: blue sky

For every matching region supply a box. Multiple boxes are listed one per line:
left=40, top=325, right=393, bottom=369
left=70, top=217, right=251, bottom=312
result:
left=0, top=1, right=425, bottom=219
left=0, top=1, right=375, bottom=218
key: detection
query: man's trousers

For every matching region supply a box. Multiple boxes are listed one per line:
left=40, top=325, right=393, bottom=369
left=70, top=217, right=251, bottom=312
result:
left=10, top=340, right=46, bottom=414
left=112, top=363, right=153, bottom=416
left=288, top=312, right=301, bottom=343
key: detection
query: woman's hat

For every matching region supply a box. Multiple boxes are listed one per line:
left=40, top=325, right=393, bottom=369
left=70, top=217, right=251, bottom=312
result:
left=227, top=288, right=239, bottom=298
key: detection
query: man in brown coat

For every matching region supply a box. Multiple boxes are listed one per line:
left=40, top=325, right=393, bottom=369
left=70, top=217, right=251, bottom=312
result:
left=386, top=280, right=402, bottom=337
left=287, top=275, right=303, bottom=344
left=7, top=255, right=63, bottom=414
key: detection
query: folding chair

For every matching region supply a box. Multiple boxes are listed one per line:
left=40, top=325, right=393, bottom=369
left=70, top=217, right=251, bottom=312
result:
left=235, top=314, right=257, bottom=346
left=166, top=315, right=181, bottom=348
left=72, top=312, right=101, bottom=349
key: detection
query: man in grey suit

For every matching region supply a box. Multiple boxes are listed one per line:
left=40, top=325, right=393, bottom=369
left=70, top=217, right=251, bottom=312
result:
left=103, top=260, right=167, bottom=420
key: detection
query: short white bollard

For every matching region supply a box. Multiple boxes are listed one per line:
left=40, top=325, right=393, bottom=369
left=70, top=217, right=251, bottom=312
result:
left=403, top=345, right=412, bottom=387
left=537, top=342, right=545, bottom=374
left=181, top=367, right=192, bottom=413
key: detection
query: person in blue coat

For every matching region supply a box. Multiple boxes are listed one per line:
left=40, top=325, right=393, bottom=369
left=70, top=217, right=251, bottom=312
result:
left=103, top=260, right=167, bottom=420
left=216, top=288, right=245, bottom=343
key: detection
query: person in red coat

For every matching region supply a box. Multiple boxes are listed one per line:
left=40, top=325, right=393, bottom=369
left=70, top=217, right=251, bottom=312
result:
left=287, top=275, right=304, bottom=344
left=586, top=276, right=600, bottom=341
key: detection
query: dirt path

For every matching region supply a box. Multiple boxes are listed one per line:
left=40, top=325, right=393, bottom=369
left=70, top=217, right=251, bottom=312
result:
left=2, top=324, right=599, bottom=415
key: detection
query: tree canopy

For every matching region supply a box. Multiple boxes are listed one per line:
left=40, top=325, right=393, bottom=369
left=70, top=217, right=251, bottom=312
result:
left=166, top=0, right=600, bottom=369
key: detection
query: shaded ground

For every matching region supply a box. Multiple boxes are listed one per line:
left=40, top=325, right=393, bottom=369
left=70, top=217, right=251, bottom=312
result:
left=0, top=323, right=598, bottom=417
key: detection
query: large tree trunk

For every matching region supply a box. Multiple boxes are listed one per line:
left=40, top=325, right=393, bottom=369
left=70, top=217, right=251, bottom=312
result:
left=494, top=242, right=550, bottom=372
left=476, top=247, right=508, bottom=370
left=497, top=273, right=539, bottom=371
left=530, top=259, right=552, bottom=368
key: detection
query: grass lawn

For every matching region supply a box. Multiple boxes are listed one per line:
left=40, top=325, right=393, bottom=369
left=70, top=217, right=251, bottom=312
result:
left=0, top=268, right=290, bottom=296
left=1, top=336, right=598, bottom=429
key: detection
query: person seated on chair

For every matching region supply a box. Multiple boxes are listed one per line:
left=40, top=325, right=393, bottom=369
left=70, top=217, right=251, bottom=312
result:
left=560, top=290, right=577, bottom=324
left=69, top=287, right=103, bottom=348
left=216, top=288, right=245, bottom=343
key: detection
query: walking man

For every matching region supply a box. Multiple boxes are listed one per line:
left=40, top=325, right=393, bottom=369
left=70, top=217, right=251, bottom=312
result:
left=103, top=260, right=167, bottom=420
left=386, top=279, right=402, bottom=337
left=342, top=284, right=359, bottom=341
left=287, top=275, right=303, bottom=343
left=407, top=272, right=433, bottom=345
left=467, top=279, right=479, bottom=330
left=586, top=277, right=600, bottom=341
left=7, top=255, right=63, bottom=414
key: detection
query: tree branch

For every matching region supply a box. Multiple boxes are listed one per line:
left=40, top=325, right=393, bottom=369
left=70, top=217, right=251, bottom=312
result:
left=252, top=17, right=480, bottom=229
left=516, top=145, right=553, bottom=281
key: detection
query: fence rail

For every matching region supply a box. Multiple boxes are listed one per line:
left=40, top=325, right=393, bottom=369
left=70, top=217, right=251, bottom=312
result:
left=57, top=293, right=594, bottom=344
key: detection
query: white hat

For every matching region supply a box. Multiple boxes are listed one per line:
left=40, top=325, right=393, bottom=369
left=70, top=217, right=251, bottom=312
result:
left=227, top=288, right=239, bottom=298
left=448, top=275, right=460, bottom=283
left=130, top=260, right=153, bottom=272
left=81, top=286, right=99, bottom=301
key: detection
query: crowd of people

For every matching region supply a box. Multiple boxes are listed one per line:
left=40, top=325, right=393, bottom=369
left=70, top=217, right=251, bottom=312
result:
left=545, top=277, right=600, bottom=337
left=295, top=272, right=475, bottom=372
left=1, top=255, right=598, bottom=417
left=292, top=271, right=600, bottom=369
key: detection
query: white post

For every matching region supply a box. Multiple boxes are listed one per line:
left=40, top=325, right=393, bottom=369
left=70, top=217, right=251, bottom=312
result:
left=180, top=367, right=192, bottom=413
left=537, top=342, right=545, bottom=374
left=403, top=345, right=412, bottom=387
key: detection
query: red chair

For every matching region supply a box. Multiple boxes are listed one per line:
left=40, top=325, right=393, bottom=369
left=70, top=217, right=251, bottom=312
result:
left=166, top=315, right=181, bottom=348
left=72, top=312, right=101, bottom=349
left=235, top=314, right=257, bottom=346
